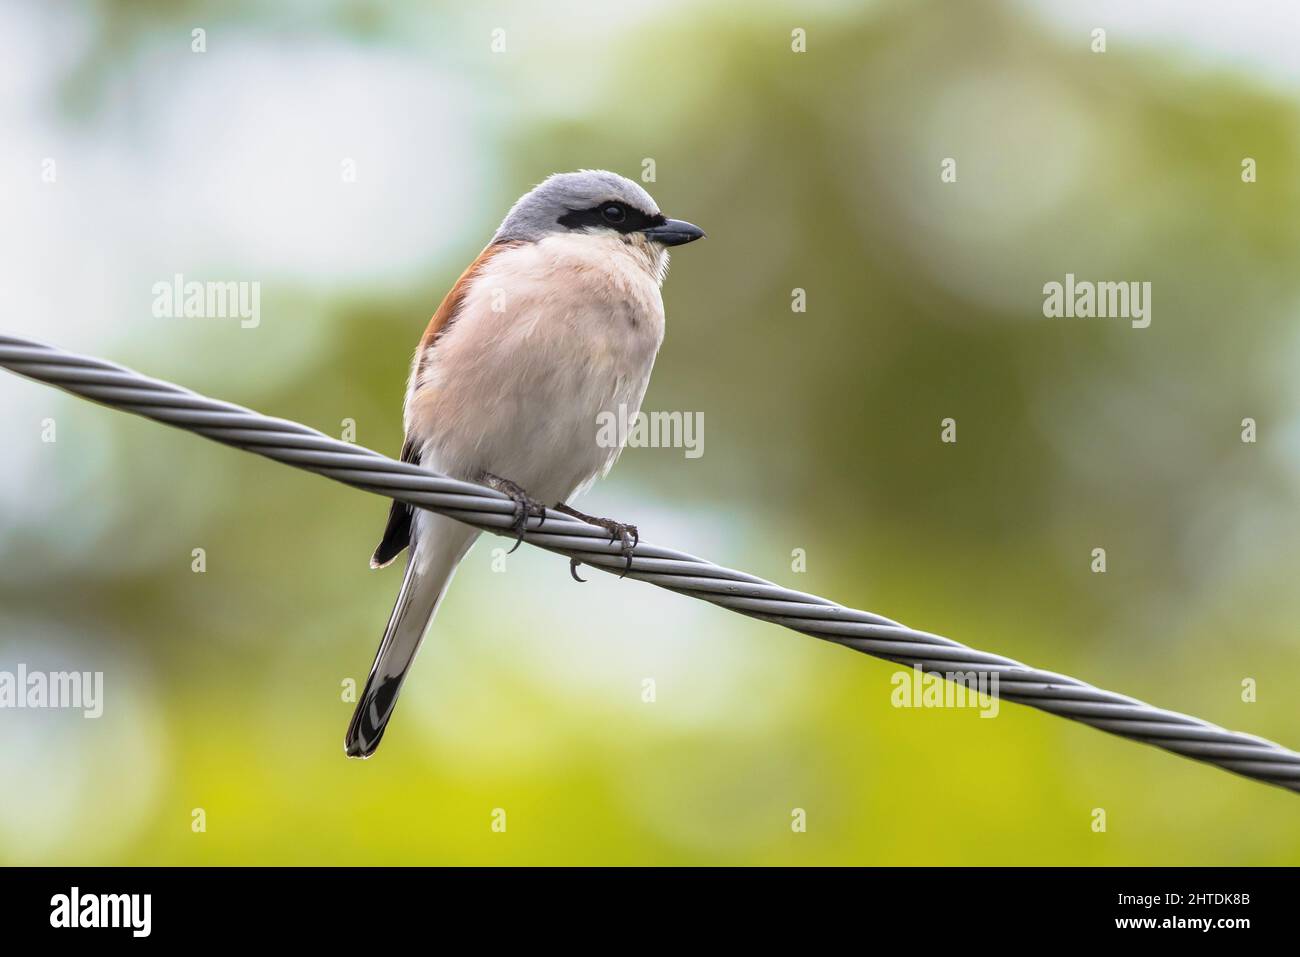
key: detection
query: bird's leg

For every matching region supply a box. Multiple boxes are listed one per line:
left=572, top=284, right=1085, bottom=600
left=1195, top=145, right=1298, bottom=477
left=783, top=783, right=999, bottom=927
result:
left=554, top=502, right=639, bottom=579
left=480, top=472, right=547, bottom=553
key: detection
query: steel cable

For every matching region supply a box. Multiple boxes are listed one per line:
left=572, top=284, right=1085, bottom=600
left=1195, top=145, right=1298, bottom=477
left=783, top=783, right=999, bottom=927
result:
left=3, top=333, right=1298, bottom=792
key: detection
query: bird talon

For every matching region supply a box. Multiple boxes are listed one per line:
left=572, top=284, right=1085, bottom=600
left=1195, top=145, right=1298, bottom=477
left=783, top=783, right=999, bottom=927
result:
left=569, top=557, right=587, bottom=583
left=483, top=472, right=545, bottom=553
left=617, top=528, right=636, bottom=578
left=553, top=504, right=639, bottom=579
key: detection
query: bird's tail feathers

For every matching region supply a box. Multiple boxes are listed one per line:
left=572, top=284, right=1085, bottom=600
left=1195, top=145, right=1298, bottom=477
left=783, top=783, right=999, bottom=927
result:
left=346, top=519, right=477, bottom=758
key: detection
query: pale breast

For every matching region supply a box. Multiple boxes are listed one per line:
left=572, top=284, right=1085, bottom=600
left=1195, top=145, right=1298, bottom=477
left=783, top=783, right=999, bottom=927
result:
left=405, top=232, right=666, bottom=504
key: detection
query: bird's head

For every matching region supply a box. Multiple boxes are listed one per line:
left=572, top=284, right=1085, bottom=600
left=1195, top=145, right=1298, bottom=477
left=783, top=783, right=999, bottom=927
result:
left=493, top=170, right=705, bottom=263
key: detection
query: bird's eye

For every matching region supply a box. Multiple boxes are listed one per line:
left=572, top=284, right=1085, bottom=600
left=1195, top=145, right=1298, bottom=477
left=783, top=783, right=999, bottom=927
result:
left=601, top=204, right=626, bottom=224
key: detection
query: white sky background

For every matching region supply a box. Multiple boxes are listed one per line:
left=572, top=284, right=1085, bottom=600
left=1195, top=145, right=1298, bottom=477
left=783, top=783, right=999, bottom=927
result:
left=1018, top=0, right=1300, bottom=92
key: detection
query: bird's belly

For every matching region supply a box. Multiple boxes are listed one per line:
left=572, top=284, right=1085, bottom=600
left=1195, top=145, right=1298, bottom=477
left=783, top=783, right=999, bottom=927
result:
left=414, top=302, right=661, bottom=505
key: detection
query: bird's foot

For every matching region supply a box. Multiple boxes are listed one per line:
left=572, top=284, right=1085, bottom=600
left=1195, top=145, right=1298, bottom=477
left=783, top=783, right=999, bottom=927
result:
left=555, top=503, right=639, bottom=579
left=481, top=472, right=546, bottom=553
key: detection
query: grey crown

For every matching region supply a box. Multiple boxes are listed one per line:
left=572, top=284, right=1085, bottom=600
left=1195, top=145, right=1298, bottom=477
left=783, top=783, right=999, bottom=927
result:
left=493, top=170, right=660, bottom=243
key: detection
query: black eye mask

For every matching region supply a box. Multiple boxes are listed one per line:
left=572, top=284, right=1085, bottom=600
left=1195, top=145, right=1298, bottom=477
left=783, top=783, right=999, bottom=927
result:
left=558, top=201, right=666, bottom=234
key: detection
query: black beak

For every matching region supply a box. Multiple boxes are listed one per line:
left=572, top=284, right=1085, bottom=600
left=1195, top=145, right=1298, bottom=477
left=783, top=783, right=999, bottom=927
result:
left=642, top=218, right=706, bottom=247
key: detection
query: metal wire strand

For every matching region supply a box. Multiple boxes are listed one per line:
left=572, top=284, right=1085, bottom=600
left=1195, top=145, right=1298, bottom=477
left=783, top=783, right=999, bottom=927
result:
left=3, top=332, right=1298, bottom=794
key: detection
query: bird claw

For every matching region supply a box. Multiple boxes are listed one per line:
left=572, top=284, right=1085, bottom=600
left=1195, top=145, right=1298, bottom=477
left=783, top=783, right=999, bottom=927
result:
left=481, top=472, right=546, bottom=553
left=554, top=503, right=639, bottom=578
left=569, top=557, right=587, bottom=583
left=607, top=522, right=638, bottom=578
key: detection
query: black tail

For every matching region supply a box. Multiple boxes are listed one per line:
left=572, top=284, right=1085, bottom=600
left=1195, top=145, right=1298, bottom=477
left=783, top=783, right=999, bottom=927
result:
left=346, top=671, right=406, bottom=757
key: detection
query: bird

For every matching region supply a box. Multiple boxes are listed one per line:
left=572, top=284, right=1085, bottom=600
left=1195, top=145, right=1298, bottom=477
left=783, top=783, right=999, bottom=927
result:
left=345, top=170, right=705, bottom=758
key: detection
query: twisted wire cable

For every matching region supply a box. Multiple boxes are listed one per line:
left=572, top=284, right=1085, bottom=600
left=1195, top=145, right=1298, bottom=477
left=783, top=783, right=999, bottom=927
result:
left=3, top=332, right=1298, bottom=794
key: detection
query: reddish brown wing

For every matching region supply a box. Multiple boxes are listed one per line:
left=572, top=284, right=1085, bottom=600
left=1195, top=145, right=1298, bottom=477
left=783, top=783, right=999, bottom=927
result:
left=414, top=241, right=516, bottom=381
left=369, top=241, right=515, bottom=569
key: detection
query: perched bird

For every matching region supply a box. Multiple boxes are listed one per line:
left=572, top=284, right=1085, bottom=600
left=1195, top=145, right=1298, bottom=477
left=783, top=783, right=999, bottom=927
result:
left=346, top=170, right=704, bottom=757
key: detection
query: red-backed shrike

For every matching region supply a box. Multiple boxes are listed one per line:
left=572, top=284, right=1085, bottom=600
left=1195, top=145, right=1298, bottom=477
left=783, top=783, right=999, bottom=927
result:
left=346, top=170, right=704, bottom=757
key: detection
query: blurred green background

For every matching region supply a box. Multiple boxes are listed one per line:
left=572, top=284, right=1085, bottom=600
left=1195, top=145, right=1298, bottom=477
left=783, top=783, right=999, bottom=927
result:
left=3, top=0, right=1300, bottom=864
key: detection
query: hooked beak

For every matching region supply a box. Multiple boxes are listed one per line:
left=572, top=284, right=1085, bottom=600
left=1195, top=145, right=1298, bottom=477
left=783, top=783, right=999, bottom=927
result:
left=641, top=218, right=706, bottom=247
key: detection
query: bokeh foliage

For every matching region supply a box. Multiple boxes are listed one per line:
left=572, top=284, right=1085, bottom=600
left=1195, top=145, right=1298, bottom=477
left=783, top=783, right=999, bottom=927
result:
left=2, top=0, right=1300, bottom=864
